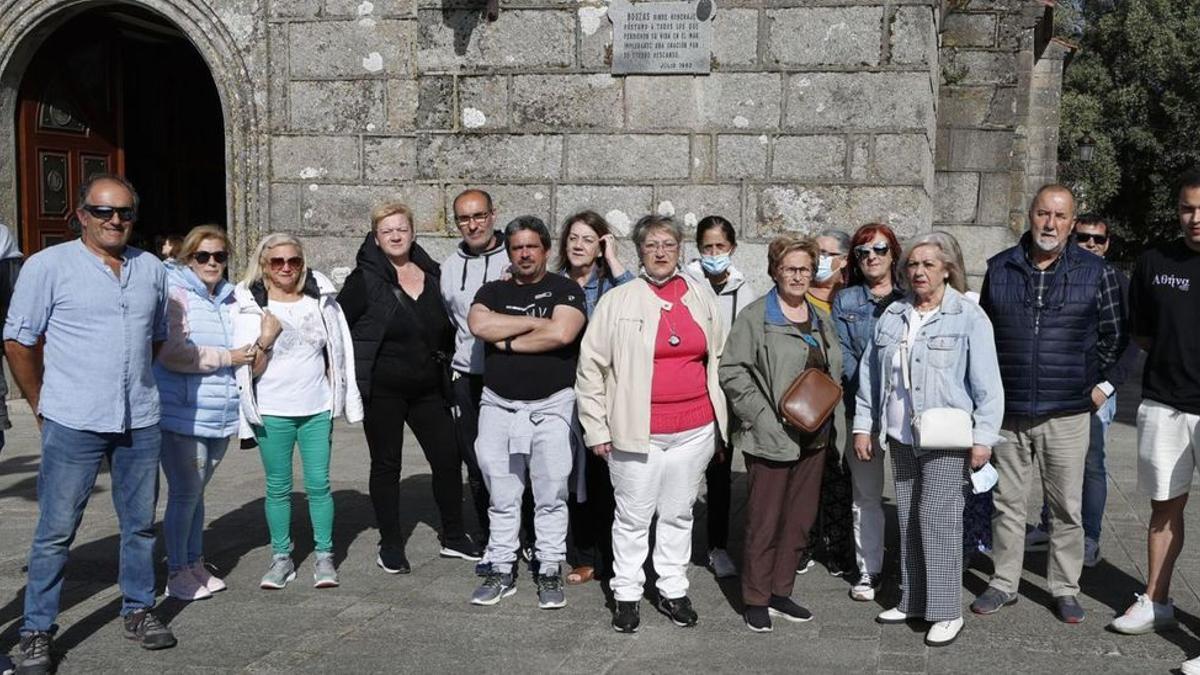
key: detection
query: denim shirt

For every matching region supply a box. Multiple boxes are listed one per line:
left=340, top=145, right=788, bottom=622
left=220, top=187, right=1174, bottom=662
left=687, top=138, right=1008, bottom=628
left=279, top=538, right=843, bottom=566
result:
left=4, top=240, right=167, bottom=433
left=563, top=266, right=634, bottom=318
left=852, top=287, right=1004, bottom=451
left=831, top=284, right=903, bottom=417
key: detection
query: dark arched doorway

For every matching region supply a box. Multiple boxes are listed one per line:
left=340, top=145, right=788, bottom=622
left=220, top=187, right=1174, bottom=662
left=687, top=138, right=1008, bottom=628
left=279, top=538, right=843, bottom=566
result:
left=15, top=5, right=224, bottom=255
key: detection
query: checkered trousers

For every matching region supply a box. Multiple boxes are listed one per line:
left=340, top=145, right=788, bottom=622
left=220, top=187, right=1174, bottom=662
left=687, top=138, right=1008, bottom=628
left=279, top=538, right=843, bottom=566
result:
left=889, top=440, right=970, bottom=621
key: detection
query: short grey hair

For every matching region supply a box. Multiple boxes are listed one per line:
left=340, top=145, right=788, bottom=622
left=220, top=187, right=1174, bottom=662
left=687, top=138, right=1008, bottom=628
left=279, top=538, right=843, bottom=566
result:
left=631, top=214, right=684, bottom=250
left=77, top=173, right=140, bottom=214
left=816, top=228, right=851, bottom=255
left=900, top=231, right=969, bottom=294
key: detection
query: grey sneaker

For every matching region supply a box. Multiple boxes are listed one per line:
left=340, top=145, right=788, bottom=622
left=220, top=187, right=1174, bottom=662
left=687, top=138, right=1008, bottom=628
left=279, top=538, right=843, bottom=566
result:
left=313, top=552, right=339, bottom=588
left=708, top=548, right=738, bottom=579
left=471, top=569, right=516, bottom=606
left=259, top=554, right=296, bottom=590
left=122, top=609, right=177, bottom=650
left=970, top=587, right=1018, bottom=615
left=536, top=571, right=566, bottom=609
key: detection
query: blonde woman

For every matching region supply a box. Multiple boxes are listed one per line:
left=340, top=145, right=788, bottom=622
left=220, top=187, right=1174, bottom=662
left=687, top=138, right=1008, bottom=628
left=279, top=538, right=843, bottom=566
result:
left=234, top=233, right=363, bottom=590
left=155, top=225, right=254, bottom=601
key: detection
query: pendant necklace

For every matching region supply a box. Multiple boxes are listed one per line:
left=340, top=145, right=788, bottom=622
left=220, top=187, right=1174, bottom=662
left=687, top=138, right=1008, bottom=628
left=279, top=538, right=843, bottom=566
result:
left=660, top=306, right=682, bottom=347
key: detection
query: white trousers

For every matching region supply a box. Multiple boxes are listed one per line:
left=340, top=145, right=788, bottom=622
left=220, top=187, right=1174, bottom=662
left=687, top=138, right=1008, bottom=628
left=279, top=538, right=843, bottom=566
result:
left=848, top=436, right=886, bottom=576
left=608, top=424, right=716, bottom=602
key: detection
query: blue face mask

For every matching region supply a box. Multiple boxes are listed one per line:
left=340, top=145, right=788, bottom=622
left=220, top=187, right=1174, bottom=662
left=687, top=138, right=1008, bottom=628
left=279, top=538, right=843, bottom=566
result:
left=814, top=255, right=836, bottom=283
left=699, top=253, right=732, bottom=276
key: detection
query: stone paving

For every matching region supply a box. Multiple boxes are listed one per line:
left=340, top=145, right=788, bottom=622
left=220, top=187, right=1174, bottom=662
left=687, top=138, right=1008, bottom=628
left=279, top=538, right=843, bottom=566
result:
left=0, top=381, right=1198, bottom=673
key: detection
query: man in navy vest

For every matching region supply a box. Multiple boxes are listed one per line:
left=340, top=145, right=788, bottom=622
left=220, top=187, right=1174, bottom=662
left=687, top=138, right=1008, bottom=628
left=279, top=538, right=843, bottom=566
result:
left=971, top=184, right=1127, bottom=624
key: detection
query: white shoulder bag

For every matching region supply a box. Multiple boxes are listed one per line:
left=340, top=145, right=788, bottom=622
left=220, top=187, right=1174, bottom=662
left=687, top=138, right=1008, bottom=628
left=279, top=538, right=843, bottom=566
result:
left=900, top=332, right=974, bottom=450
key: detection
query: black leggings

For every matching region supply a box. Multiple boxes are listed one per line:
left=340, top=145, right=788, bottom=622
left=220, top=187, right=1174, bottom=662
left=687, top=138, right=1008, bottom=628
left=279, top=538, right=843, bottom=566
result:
left=364, top=391, right=464, bottom=548
left=705, top=448, right=732, bottom=549
left=567, top=449, right=615, bottom=575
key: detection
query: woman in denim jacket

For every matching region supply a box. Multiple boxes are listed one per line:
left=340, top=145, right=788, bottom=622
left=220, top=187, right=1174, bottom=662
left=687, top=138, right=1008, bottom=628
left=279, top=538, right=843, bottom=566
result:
left=832, top=223, right=904, bottom=602
left=852, top=231, right=1003, bottom=648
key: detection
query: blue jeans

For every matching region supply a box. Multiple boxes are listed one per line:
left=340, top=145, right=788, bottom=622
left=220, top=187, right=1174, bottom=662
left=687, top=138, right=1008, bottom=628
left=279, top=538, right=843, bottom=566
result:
left=160, top=431, right=229, bottom=572
left=1039, top=395, right=1116, bottom=541
left=23, top=420, right=162, bottom=633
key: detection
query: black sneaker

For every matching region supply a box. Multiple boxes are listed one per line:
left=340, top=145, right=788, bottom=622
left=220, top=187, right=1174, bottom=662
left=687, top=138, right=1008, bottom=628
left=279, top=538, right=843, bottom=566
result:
left=122, top=609, right=177, bottom=650
left=795, top=550, right=815, bottom=574
left=657, top=595, right=699, bottom=627
left=612, top=600, right=640, bottom=633
left=440, top=535, right=484, bottom=561
left=744, top=605, right=772, bottom=633
left=377, top=546, right=411, bottom=574
left=768, top=595, right=814, bottom=622
left=15, top=631, right=50, bottom=674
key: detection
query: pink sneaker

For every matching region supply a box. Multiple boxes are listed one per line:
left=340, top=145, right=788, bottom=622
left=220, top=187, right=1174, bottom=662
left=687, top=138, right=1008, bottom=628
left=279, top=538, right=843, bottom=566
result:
left=190, top=561, right=227, bottom=594
left=166, top=569, right=212, bottom=601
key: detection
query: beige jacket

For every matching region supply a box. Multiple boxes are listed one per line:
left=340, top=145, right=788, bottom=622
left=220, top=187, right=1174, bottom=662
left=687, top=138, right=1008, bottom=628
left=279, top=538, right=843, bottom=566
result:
left=575, top=274, right=729, bottom=453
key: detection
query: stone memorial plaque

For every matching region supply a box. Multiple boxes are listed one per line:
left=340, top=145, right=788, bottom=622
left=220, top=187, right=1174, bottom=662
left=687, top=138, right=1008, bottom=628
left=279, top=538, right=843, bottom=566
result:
left=609, top=0, right=715, bottom=75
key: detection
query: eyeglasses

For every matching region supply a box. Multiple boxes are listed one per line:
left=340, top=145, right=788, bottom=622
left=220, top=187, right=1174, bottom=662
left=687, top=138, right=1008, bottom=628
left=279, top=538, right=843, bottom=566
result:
left=641, top=241, right=679, bottom=253
left=454, top=210, right=492, bottom=227
left=269, top=256, right=303, bottom=271
left=193, top=251, right=228, bottom=265
left=81, top=204, right=136, bottom=222
left=777, top=266, right=813, bottom=279
left=1075, top=232, right=1108, bottom=245
left=854, top=242, right=891, bottom=260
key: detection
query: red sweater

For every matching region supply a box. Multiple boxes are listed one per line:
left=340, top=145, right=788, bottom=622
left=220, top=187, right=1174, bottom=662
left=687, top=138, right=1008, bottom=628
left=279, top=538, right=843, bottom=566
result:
left=649, top=277, right=715, bottom=434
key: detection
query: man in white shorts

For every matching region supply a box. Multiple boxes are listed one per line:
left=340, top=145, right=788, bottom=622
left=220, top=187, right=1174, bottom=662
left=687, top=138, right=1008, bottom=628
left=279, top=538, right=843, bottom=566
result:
left=1111, top=170, right=1200, bottom=675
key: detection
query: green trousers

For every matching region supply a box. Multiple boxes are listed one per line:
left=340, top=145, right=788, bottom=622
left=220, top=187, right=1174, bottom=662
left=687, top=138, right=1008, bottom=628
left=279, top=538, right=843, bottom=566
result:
left=255, top=412, right=334, bottom=555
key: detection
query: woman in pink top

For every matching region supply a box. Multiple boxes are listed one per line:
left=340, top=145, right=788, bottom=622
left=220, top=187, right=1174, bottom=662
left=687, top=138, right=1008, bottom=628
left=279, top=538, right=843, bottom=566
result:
left=575, top=215, right=728, bottom=634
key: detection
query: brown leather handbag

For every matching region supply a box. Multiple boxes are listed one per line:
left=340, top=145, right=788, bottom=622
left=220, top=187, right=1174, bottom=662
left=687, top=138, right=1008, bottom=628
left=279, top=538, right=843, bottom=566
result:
left=778, top=368, right=842, bottom=433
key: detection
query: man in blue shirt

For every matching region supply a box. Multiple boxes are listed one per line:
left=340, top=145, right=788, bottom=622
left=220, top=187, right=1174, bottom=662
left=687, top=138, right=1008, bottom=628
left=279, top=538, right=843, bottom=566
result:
left=5, top=175, right=174, bottom=674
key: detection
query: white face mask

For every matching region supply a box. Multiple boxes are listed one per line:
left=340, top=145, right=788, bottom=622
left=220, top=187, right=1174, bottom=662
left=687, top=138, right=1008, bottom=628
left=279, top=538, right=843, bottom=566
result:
left=814, top=255, right=836, bottom=283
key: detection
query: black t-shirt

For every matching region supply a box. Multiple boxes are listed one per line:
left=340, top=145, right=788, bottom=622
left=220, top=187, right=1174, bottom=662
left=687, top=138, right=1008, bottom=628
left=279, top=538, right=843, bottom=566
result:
left=472, top=273, right=586, bottom=401
left=1130, top=240, right=1200, bottom=414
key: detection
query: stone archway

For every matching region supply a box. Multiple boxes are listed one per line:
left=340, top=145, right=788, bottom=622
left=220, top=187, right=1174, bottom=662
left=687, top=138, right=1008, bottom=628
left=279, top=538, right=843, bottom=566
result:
left=0, top=0, right=265, bottom=270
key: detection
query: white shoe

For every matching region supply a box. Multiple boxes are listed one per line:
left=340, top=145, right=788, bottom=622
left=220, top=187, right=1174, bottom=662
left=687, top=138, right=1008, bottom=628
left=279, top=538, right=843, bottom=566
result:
left=876, top=607, right=910, bottom=624
left=708, top=548, right=738, bottom=579
left=1083, top=538, right=1102, bottom=568
left=925, top=617, right=964, bottom=647
left=1181, top=654, right=1200, bottom=675
left=1024, top=526, right=1050, bottom=551
left=1109, top=593, right=1177, bottom=635
left=166, top=569, right=212, bottom=601
left=849, top=573, right=878, bottom=602
left=190, top=560, right=227, bottom=593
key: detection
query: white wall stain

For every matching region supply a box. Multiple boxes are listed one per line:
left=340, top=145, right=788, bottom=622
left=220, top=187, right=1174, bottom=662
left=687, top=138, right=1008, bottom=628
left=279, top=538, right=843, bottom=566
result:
left=298, top=167, right=326, bottom=179
left=534, top=192, right=546, bottom=200
left=605, top=209, right=632, bottom=235
left=579, top=7, right=608, bottom=36
left=331, top=267, right=352, bottom=286
left=362, top=52, right=384, bottom=72
left=462, top=108, right=487, bottom=128
left=758, top=134, right=769, bottom=145
left=656, top=201, right=676, bottom=217
left=308, top=184, right=320, bottom=192
left=683, top=212, right=698, bottom=228
left=732, top=115, right=750, bottom=128
left=366, top=123, right=376, bottom=132
left=303, top=208, right=315, bottom=219
left=358, top=1, right=375, bottom=15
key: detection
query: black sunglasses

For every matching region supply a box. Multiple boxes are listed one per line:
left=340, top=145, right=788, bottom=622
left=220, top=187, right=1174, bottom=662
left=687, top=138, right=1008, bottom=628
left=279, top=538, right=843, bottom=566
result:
left=1075, top=232, right=1108, bottom=245
left=192, top=251, right=228, bottom=265
left=854, top=242, right=891, bottom=260
left=81, top=204, right=137, bottom=222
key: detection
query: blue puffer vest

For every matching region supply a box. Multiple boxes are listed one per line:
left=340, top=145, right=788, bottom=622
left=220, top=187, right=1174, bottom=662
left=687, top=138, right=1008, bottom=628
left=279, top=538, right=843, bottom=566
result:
left=154, top=266, right=240, bottom=438
left=982, top=233, right=1105, bottom=417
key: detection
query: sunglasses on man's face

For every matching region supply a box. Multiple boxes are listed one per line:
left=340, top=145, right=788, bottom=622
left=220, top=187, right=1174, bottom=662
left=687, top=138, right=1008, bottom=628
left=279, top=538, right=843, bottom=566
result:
left=192, top=251, right=228, bottom=265
left=81, top=204, right=136, bottom=223
left=854, top=242, right=891, bottom=260
left=269, top=256, right=303, bottom=271
left=1075, top=232, right=1108, bottom=245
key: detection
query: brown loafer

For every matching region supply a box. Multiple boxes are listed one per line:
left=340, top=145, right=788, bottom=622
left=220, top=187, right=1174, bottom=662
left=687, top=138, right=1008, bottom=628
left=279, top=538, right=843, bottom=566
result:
left=566, top=565, right=595, bottom=585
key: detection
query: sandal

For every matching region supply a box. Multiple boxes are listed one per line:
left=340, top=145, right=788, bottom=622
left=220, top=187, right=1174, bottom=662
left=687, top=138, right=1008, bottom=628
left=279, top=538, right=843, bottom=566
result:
left=566, top=565, right=595, bottom=585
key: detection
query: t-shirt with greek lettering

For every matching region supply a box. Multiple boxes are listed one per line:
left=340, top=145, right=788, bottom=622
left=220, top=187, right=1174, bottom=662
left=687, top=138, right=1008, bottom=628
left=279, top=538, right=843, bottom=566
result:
left=256, top=296, right=332, bottom=417
left=1130, top=240, right=1200, bottom=414
left=473, top=274, right=586, bottom=401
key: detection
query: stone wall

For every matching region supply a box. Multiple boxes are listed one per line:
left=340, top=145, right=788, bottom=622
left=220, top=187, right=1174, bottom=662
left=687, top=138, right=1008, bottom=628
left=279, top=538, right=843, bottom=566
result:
left=265, top=0, right=943, bottom=288
left=932, top=0, right=1057, bottom=280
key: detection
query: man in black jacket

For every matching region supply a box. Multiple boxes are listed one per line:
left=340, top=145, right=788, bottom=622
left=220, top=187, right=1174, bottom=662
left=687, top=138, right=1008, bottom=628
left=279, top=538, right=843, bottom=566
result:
left=972, top=185, right=1127, bottom=624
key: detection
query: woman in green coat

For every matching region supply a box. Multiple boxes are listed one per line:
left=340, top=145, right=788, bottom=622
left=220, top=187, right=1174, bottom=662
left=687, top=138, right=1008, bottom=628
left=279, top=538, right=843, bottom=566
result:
left=719, top=234, right=844, bottom=633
